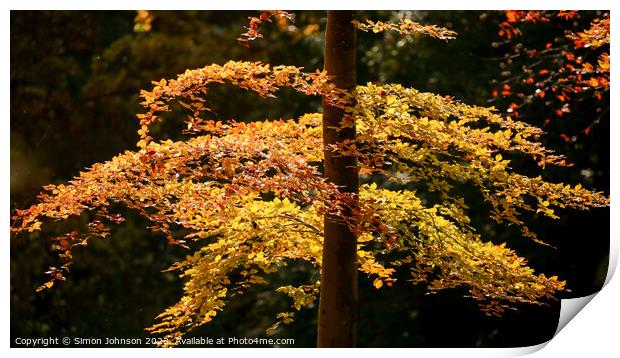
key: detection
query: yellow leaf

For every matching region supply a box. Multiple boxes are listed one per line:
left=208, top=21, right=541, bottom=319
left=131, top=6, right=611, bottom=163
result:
left=373, top=279, right=383, bottom=289
left=36, top=280, right=54, bottom=292
left=28, top=221, right=42, bottom=232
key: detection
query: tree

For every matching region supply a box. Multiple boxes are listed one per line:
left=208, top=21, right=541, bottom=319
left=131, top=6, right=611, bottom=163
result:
left=318, top=11, right=358, bottom=348
left=11, top=11, right=609, bottom=348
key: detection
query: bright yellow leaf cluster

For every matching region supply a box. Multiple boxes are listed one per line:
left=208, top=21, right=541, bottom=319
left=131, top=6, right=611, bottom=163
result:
left=348, top=83, right=608, bottom=243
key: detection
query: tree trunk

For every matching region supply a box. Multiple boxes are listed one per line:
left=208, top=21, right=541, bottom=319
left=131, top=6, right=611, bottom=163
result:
left=318, top=10, right=358, bottom=348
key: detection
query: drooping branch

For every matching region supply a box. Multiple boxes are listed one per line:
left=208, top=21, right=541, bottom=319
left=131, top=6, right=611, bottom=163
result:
left=237, top=10, right=295, bottom=47
left=353, top=18, right=457, bottom=41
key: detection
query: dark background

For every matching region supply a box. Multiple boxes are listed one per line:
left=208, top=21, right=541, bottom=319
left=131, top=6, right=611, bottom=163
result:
left=10, top=10, right=609, bottom=347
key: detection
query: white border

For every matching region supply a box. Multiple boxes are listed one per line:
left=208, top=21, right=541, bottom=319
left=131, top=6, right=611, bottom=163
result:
left=0, top=1, right=616, bottom=11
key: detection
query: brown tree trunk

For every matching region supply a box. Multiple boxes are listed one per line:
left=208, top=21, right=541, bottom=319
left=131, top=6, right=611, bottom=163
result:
left=317, top=10, right=358, bottom=348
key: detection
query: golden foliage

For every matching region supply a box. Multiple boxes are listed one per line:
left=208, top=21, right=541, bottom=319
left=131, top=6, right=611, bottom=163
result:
left=12, top=60, right=608, bottom=344
left=567, top=15, right=610, bottom=90
left=352, top=18, right=457, bottom=41
left=567, top=16, right=610, bottom=49
left=348, top=83, right=608, bottom=243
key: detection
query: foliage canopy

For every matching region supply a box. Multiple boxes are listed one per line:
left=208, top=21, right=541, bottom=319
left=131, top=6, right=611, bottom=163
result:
left=12, top=14, right=609, bottom=346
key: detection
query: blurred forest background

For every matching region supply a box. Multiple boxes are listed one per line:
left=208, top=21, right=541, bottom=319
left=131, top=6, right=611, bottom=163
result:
left=10, top=10, right=609, bottom=347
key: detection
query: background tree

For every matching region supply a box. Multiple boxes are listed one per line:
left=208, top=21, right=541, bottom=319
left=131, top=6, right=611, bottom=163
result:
left=10, top=10, right=612, bottom=346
